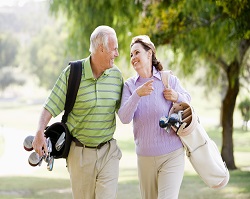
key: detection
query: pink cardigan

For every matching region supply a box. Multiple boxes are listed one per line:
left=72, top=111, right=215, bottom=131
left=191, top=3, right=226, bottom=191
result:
left=118, top=67, right=191, bottom=156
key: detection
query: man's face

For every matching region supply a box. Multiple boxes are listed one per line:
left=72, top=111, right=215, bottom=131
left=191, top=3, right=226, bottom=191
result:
left=103, top=34, right=119, bottom=68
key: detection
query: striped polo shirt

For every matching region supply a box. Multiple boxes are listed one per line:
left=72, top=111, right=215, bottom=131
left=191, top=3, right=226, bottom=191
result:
left=44, top=56, right=123, bottom=147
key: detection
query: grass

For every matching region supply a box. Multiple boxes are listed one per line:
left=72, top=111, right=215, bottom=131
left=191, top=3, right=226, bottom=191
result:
left=0, top=176, right=72, bottom=199
left=1, top=171, right=249, bottom=199
left=180, top=170, right=250, bottom=199
left=0, top=96, right=250, bottom=199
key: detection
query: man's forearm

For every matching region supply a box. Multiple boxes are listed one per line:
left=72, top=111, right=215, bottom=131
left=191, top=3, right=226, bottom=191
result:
left=36, top=108, right=52, bottom=135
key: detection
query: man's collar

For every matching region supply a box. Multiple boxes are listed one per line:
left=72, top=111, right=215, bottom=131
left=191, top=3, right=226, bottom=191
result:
left=84, top=56, right=111, bottom=79
left=84, top=56, right=94, bottom=79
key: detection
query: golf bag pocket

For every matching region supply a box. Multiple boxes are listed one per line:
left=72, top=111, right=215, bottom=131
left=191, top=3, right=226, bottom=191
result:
left=180, top=122, right=229, bottom=189
left=44, top=122, right=72, bottom=159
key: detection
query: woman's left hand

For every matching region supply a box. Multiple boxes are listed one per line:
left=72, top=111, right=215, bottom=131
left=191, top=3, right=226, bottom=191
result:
left=163, top=88, right=178, bottom=102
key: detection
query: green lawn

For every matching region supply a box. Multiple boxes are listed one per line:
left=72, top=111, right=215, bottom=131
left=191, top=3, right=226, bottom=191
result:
left=0, top=98, right=249, bottom=199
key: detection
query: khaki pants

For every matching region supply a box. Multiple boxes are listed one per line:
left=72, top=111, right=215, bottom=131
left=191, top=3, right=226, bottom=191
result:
left=137, top=148, right=185, bottom=199
left=67, top=139, right=122, bottom=199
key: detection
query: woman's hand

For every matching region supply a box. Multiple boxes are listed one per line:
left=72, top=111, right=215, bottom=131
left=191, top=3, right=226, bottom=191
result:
left=136, top=79, right=154, bottom=97
left=163, top=87, right=178, bottom=102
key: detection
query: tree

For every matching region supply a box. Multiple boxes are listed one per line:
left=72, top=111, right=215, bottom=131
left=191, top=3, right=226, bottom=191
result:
left=0, top=1, right=73, bottom=90
left=0, top=33, right=21, bottom=92
left=0, top=33, right=19, bottom=68
left=26, top=24, right=71, bottom=89
left=136, top=0, right=250, bottom=169
left=0, top=67, right=25, bottom=93
left=49, top=0, right=142, bottom=57
left=238, top=98, right=250, bottom=131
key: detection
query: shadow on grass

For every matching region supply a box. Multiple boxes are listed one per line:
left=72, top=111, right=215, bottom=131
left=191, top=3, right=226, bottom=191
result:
left=0, top=177, right=72, bottom=199
left=118, top=169, right=250, bottom=199
left=0, top=170, right=250, bottom=199
left=118, top=180, right=140, bottom=199
left=179, top=170, right=250, bottom=199
left=118, top=168, right=140, bottom=199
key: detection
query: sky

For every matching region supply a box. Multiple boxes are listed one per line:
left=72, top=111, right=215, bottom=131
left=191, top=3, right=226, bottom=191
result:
left=0, top=0, right=46, bottom=7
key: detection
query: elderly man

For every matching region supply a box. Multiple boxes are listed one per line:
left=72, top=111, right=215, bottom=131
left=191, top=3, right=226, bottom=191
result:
left=32, top=25, right=123, bottom=199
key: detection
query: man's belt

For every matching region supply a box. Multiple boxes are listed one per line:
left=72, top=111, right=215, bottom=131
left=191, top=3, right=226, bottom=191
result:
left=72, top=137, right=113, bottom=149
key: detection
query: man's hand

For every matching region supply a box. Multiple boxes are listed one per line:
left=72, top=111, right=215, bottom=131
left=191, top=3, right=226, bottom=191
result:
left=32, top=108, right=52, bottom=157
left=32, top=131, right=48, bottom=157
left=136, top=79, right=154, bottom=97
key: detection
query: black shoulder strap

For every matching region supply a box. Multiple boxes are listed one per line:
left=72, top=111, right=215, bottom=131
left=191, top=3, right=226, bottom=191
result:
left=61, top=60, right=83, bottom=123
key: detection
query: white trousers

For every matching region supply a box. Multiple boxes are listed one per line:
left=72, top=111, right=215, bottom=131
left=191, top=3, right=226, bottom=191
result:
left=137, top=148, right=185, bottom=199
left=67, top=139, right=122, bottom=199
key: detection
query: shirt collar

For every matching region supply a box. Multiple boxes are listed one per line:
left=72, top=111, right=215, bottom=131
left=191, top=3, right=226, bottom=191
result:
left=84, top=56, right=111, bottom=79
left=132, top=66, right=161, bottom=84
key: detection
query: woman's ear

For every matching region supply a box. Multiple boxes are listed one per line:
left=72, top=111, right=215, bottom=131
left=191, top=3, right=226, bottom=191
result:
left=147, top=49, right=152, bottom=59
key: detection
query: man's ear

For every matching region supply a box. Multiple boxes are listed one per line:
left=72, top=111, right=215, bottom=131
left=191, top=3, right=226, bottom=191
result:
left=99, top=44, right=104, bottom=52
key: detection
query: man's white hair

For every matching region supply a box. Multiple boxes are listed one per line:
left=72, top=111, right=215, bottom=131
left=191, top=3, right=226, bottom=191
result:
left=89, top=25, right=117, bottom=54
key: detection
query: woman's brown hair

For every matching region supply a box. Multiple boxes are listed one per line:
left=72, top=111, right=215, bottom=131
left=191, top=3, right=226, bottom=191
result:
left=130, top=35, right=163, bottom=71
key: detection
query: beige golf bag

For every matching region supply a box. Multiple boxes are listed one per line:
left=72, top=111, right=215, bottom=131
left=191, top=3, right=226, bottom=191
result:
left=169, top=102, right=230, bottom=189
left=160, top=70, right=229, bottom=189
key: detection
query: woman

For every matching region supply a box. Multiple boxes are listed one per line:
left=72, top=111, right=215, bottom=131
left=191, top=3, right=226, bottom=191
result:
left=118, top=35, right=191, bottom=199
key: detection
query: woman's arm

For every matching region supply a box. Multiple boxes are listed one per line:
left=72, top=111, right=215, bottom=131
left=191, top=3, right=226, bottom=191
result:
left=118, top=82, right=141, bottom=124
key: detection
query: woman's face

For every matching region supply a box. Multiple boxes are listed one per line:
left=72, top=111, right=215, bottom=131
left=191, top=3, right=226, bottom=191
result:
left=130, top=43, right=151, bottom=71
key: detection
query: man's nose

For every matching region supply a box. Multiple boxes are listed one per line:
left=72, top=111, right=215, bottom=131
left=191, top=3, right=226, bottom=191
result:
left=115, top=49, right=119, bottom=57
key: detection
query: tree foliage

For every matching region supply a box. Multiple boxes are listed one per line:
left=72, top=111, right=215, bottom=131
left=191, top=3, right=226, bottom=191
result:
left=49, top=0, right=142, bottom=57
left=25, top=24, right=70, bottom=89
left=0, top=67, right=25, bottom=93
left=0, top=33, right=19, bottom=68
left=238, top=98, right=250, bottom=122
left=216, top=0, right=250, bottom=39
left=0, top=1, right=73, bottom=90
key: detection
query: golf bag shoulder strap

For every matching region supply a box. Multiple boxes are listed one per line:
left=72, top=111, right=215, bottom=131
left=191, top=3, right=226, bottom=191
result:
left=160, top=70, right=172, bottom=89
left=61, top=60, right=83, bottom=123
